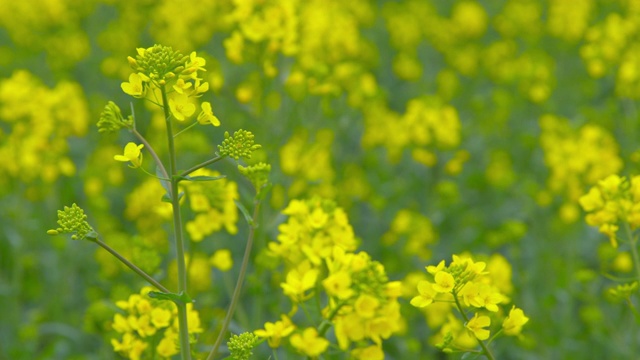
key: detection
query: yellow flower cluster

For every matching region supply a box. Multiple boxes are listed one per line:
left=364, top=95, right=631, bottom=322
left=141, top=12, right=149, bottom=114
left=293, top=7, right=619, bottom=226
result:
left=579, top=174, right=640, bottom=248
left=184, top=169, right=239, bottom=242
left=410, top=254, right=527, bottom=351
left=0, top=70, right=88, bottom=198
left=362, top=95, right=461, bottom=164
left=0, top=0, right=93, bottom=70
left=539, top=114, right=622, bottom=223
left=110, top=287, right=203, bottom=360
left=122, top=45, right=220, bottom=126
left=256, top=198, right=402, bottom=359
left=580, top=4, right=640, bottom=98
left=382, top=209, right=438, bottom=260
left=279, top=129, right=335, bottom=199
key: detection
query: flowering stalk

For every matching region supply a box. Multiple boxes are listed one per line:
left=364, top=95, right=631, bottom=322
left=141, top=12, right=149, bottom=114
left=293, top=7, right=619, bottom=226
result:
left=207, top=199, right=261, bottom=360
left=624, top=223, right=640, bottom=283
left=160, top=84, right=192, bottom=360
left=452, top=290, right=495, bottom=360
left=95, top=238, right=170, bottom=293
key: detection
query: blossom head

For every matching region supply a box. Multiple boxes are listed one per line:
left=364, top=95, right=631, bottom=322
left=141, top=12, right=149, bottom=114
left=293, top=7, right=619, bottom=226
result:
left=129, top=45, right=188, bottom=85
left=47, top=203, right=96, bottom=241
left=114, top=142, right=144, bottom=168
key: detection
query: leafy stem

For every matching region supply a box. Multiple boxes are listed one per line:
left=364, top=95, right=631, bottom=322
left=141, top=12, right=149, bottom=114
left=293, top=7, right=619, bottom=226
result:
left=179, top=155, right=225, bottom=178
left=207, top=199, right=262, bottom=360
left=95, top=238, right=170, bottom=293
left=160, top=85, right=192, bottom=360
left=452, top=291, right=495, bottom=360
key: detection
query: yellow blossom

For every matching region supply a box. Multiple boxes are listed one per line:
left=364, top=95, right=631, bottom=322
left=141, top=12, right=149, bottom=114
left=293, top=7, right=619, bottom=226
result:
left=197, top=102, right=220, bottom=126
left=466, top=313, right=491, bottom=340
left=114, top=143, right=144, bottom=168
left=410, top=281, right=437, bottom=308
left=502, top=306, right=529, bottom=336
left=290, top=328, right=330, bottom=357
left=121, top=73, right=146, bottom=97
left=210, top=249, right=233, bottom=271
left=168, top=94, right=195, bottom=121
left=254, top=315, right=295, bottom=348
left=433, top=271, right=455, bottom=293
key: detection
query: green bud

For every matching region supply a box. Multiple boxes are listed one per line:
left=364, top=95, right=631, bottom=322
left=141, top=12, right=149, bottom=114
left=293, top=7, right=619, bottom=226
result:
left=238, top=162, right=271, bottom=196
left=49, top=203, right=97, bottom=242
left=227, top=332, right=259, bottom=360
left=218, top=129, right=262, bottom=160
left=97, top=101, right=133, bottom=133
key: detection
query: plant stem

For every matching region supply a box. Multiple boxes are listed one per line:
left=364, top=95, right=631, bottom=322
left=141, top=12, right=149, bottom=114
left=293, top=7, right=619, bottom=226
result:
left=95, top=238, right=170, bottom=293
left=624, top=224, right=640, bottom=282
left=132, top=128, right=170, bottom=181
left=160, top=85, right=192, bottom=360
left=452, top=292, right=495, bottom=360
left=206, top=200, right=261, bottom=360
left=179, top=155, right=225, bottom=178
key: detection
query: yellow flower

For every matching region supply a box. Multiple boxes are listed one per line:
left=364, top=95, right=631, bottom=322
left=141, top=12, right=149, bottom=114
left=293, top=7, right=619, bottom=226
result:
left=502, top=306, right=529, bottom=336
left=281, top=265, right=318, bottom=302
left=121, top=73, right=146, bottom=98
left=433, top=271, right=455, bottom=293
left=150, top=308, right=171, bottom=328
left=290, top=328, right=330, bottom=357
left=114, top=142, right=144, bottom=168
left=322, top=271, right=353, bottom=299
left=210, top=249, right=233, bottom=271
left=579, top=187, right=604, bottom=212
left=168, top=94, right=196, bottom=121
left=197, top=102, right=220, bottom=126
left=410, top=281, right=437, bottom=308
left=466, top=313, right=491, bottom=340
left=254, top=315, right=295, bottom=348
left=353, top=294, right=379, bottom=319
left=351, top=345, right=384, bottom=360
left=172, top=78, right=192, bottom=94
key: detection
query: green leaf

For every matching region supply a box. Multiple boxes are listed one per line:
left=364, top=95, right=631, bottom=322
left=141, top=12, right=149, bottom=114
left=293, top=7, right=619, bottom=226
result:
left=175, top=174, right=226, bottom=182
left=234, top=199, right=254, bottom=226
left=161, top=191, right=184, bottom=203
left=148, top=290, right=193, bottom=305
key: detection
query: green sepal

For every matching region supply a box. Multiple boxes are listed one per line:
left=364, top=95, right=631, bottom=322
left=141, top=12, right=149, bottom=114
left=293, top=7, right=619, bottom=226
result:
left=85, top=230, right=99, bottom=241
left=175, top=174, right=226, bottom=182
left=148, top=290, right=193, bottom=305
left=161, top=191, right=184, bottom=203
left=256, top=182, right=272, bottom=202
left=234, top=199, right=254, bottom=227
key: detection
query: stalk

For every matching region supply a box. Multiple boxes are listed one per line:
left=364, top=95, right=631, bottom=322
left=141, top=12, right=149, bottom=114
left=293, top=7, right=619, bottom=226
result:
left=206, top=200, right=261, bottom=360
left=160, top=85, right=191, bottom=360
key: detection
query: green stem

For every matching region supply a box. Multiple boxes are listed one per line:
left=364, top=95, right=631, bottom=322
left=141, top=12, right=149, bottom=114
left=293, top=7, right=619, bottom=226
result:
left=452, top=292, right=495, bottom=360
left=179, top=155, right=225, bottom=178
left=317, top=301, right=346, bottom=337
left=174, top=121, right=199, bottom=138
left=206, top=200, right=261, bottom=360
left=624, top=224, right=640, bottom=282
left=160, top=85, right=191, bottom=360
left=95, top=238, right=169, bottom=293
left=131, top=128, right=169, bottom=181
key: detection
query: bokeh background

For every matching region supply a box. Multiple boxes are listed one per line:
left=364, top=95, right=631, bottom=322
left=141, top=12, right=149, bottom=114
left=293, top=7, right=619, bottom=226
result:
left=1, top=0, right=640, bottom=358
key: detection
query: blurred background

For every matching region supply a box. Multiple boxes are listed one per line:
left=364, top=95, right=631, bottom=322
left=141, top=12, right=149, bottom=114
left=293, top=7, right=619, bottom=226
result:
left=1, top=0, right=640, bottom=358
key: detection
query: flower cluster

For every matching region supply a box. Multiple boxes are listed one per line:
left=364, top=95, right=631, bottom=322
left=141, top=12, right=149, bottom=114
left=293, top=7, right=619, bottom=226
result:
left=121, top=45, right=216, bottom=124
left=47, top=204, right=96, bottom=241
left=279, top=129, right=336, bottom=199
left=255, top=198, right=402, bottom=359
left=227, top=332, right=260, bottom=360
left=362, top=95, right=461, bottom=165
left=183, top=169, right=239, bottom=242
left=579, top=174, right=640, bottom=248
left=218, top=129, right=262, bottom=160
left=97, top=101, right=133, bottom=133
left=110, top=287, right=203, bottom=360
left=0, top=70, right=88, bottom=194
left=382, top=209, right=438, bottom=260
left=539, top=114, right=622, bottom=223
left=238, top=162, right=271, bottom=196
left=410, top=254, right=528, bottom=353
